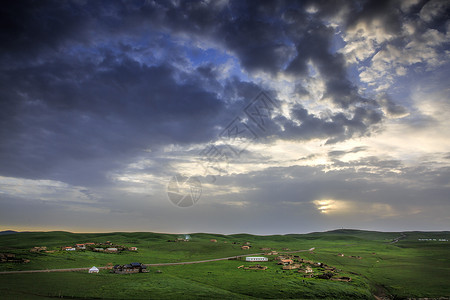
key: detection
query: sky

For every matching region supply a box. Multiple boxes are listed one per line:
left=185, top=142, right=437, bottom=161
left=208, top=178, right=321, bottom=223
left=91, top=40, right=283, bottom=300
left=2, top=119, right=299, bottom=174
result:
left=0, top=0, right=449, bottom=235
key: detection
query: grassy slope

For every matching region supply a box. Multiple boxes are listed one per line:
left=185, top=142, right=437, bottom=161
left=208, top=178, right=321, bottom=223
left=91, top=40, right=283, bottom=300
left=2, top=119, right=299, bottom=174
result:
left=0, top=230, right=449, bottom=299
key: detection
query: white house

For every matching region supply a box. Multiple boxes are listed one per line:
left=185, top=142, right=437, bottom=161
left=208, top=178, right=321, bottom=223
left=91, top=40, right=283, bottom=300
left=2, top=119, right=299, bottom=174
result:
left=89, top=266, right=99, bottom=273
left=65, top=247, right=76, bottom=251
left=245, top=257, right=268, bottom=262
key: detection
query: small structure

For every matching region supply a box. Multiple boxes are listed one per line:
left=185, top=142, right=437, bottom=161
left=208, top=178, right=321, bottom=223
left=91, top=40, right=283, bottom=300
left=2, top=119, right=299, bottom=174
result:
left=243, top=264, right=267, bottom=270
left=176, top=235, right=191, bottom=242
left=283, top=264, right=302, bottom=270
left=245, top=257, right=268, bottom=262
left=244, top=242, right=251, bottom=245
left=30, top=246, right=47, bottom=252
left=210, top=239, right=217, bottom=243
left=93, top=248, right=104, bottom=252
left=112, top=262, right=148, bottom=274
left=241, top=245, right=250, bottom=250
left=129, top=247, right=138, bottom=251
left=332, top=276, right=352, bottom=282
left=106, top=248, right=118, bottom=253
left=338, top=253, right=344, bottom=257
left=89, top=266, right=99, bottom=273
left=279, top=259, right=293, bottom=265
left=76, top=244, right=86, bottom=250
left=298, top=266, right=313, bottom=273
left=64, top=247, right=76, bottom=251
left=1, top=253, right=30, bottom=263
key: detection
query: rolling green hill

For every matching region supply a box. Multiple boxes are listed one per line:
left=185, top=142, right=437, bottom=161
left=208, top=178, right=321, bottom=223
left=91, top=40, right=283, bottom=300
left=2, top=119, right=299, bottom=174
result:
left=0, top=230, right=449, bottom=299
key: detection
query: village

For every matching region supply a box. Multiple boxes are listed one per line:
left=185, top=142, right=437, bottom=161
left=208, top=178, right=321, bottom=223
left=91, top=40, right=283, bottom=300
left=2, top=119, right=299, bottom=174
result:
left=58, top=241, right=138, bottom=253
left=2, top=237, right=356, bottom=285
left=235, top=247, right=353, bottom=282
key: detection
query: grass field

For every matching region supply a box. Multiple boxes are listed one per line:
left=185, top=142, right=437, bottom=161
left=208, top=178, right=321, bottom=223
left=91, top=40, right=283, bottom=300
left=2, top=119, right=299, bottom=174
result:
left=0, top=229, right=449, bottom=299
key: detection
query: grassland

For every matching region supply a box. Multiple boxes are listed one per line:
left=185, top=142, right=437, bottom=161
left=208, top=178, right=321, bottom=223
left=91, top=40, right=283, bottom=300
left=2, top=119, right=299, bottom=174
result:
left=0, top=229, right=449, bottom=299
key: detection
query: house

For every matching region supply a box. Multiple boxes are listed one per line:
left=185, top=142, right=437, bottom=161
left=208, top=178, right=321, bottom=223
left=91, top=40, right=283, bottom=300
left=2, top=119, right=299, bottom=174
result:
left=112, top=262, right=148, bottom=274
left=244, top=242, right=251, bottom=245
left=283, top=264, right=301, bottom=270
left=265, top=251, right=278, bottom=255
left=30, top=246, right=47, bottom=252
left=298, top=266, right=313, bottom=273
left=0, top=253, right=15, bottom=262
left=275, top=255, right=287, bottom=261
left=106, top=248, right=118, bottom=252
left=177, top=235, right=190, bottom=242
left=93, top=248, right=104, bottom=252
left=64, top=247, right=76, bottom=251
left=245, top=257, right=268, bottom=262
left=129, top=247, right=138, bottom=251
left=243, top=264, right=267, bottom=270
left=332, top=276, right=352, bottom=282
left=210, top=239, right=217, bottom=243
left=76, top=244, right=86, bottom=250
left=241, top=245, right=250, bottom=250
left=278, top=259, right=293, bottom=265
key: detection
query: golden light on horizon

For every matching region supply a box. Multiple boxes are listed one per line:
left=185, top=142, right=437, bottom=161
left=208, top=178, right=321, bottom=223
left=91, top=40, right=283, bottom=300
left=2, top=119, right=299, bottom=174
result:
left=313, top=199, right=336, bottom=214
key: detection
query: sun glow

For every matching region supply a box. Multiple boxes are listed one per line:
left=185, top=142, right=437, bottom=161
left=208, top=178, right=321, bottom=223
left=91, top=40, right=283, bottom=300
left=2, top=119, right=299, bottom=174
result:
left=313, top=199, right=337, bottom=214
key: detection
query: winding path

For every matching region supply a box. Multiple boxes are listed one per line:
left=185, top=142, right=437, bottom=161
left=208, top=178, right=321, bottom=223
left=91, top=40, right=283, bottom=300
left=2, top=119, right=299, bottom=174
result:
left=390, top=233, right=407, bottom=244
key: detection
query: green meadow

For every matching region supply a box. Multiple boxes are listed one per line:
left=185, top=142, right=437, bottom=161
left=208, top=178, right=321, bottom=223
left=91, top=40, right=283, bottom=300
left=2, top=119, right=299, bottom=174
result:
left=0, top=229, right=449, bottom=299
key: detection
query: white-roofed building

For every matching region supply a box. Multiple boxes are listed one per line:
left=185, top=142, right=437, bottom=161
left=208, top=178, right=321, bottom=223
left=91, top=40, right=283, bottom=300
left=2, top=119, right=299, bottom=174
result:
left=245, top=257, right=268, bottom=262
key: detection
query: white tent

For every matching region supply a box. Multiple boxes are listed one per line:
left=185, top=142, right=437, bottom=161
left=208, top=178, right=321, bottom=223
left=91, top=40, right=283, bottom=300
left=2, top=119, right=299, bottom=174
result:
left=89, top=266, right=99, bottom=273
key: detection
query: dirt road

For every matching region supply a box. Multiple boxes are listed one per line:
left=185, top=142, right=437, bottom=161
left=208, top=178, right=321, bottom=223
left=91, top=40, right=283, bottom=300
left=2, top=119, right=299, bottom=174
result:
left=390, top=233, right=407, bottom=244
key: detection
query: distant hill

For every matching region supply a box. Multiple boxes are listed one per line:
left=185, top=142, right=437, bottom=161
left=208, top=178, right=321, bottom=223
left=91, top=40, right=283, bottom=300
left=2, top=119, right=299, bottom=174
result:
left=0, top=230, right=20, bottom=235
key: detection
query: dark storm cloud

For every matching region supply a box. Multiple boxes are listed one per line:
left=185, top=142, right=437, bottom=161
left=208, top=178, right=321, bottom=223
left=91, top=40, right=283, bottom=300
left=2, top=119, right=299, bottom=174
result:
left=0, top=0, right=446, bottom=186
left=269, top=104, right=382, bottom=144
left=346, top=0, right=403, bottom=34
left=0, top=50, right=229, bottom=184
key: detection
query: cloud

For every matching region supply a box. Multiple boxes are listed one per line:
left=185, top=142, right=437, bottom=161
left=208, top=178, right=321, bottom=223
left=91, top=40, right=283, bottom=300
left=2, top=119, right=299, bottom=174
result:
left=341, top=0, right=449, bottom=93
left=0, top=51, right=232, bottom=185
left=0, top=0, right=449, bottom=233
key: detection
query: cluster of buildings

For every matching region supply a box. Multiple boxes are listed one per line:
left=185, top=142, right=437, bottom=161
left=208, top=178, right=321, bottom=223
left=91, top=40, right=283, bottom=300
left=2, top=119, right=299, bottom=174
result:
left=0, top=253, right=30, bottom=263
left=111, top=262, right=148, bottom=274
left=88, top=262, right=148, bottom=275
left=241, top=253, right=346, bottom=281
left=238, top=264, right=268, bottom=270
left=61, top=241, right=138, bottom=253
